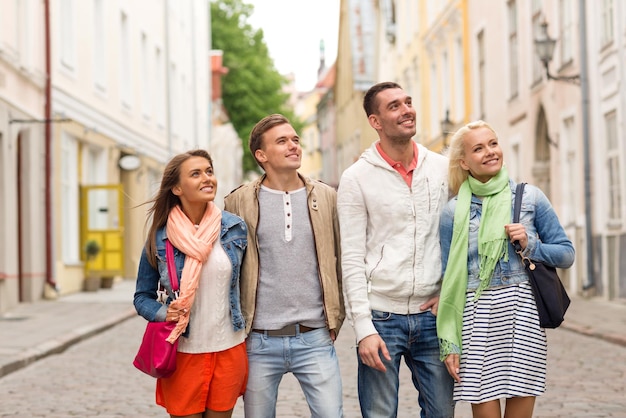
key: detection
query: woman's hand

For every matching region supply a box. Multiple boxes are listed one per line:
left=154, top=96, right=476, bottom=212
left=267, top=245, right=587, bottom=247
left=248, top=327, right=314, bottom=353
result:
left=444, top=354, right=461, bottom=383
left=165, top=306, right=187, bottom=322
left=505, top=223, right=528, bottom=250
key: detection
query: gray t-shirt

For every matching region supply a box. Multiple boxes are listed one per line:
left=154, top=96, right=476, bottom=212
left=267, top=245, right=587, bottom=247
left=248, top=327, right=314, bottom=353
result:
left=252, top=186, right=325, bottom=330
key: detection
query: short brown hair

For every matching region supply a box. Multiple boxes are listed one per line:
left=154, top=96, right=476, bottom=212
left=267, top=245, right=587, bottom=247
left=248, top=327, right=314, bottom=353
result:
left=363, top=81, right=402, bottom=116
left=249, top=114, right=290, bottom=168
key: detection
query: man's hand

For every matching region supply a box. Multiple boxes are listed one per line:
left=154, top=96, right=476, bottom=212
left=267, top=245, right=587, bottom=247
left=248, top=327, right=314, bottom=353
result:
left=358, top=334, right=391, bottom=372
left=420, top=296, right=440, bottom=315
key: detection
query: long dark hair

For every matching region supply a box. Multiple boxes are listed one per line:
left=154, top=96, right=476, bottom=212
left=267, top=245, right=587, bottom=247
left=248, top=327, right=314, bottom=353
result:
left=144, top=149, right=213, bottom=267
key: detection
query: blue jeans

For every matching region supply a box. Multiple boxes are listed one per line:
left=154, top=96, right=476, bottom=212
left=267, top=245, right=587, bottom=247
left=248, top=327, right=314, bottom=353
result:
left=244, top=327, right=343, bottom=418
left=358, top=310, right=454, bottom=418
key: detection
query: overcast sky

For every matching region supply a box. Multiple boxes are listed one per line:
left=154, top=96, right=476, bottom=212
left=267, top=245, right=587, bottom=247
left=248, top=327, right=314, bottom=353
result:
left=246, top=0, right=340, bottom=91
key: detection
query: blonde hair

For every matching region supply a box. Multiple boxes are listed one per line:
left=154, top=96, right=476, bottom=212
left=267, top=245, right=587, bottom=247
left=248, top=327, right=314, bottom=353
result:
left=447, top=120, right=499, bottom=195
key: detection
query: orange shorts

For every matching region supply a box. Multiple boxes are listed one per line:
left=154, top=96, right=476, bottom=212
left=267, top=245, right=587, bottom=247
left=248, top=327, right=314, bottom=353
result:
left=156, top=342, right=247, bottom=415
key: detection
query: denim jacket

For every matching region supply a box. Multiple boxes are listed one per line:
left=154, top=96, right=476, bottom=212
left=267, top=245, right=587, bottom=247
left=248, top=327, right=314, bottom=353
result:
left=440, top=180, right=575, bottom=290
left=133, top=210, right=248, bottom=334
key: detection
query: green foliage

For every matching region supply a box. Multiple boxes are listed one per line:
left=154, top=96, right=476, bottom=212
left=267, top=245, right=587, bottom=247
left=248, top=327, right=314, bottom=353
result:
left=210, top=0, right=304, bottom=175
left=85, top=240, right=101, bottom=260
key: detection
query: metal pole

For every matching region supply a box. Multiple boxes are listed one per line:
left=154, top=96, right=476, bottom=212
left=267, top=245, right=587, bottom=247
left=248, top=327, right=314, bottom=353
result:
left=44, top=0, right=57, bottom=292
left=578, top=0, right=594, bottom=290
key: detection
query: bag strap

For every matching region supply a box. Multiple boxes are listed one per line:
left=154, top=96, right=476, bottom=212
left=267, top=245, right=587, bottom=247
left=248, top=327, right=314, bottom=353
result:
left=165, top=239, right=179, bottom=293
left=513, top=182, right=526, bottom=253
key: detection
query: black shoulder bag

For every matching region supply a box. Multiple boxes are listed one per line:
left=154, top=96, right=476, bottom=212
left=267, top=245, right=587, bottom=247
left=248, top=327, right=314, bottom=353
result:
left=513, top=182, right=570, bottom=328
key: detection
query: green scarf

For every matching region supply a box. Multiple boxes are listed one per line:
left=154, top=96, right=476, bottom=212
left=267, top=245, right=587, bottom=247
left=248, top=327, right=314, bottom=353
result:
left=437, top=167, right=511, bottom=360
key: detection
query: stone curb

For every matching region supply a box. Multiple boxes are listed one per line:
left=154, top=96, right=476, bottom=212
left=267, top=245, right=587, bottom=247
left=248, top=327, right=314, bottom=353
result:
left=560, top=320, right=626, bottom=347
left=0, top=308, right=136, bottom=379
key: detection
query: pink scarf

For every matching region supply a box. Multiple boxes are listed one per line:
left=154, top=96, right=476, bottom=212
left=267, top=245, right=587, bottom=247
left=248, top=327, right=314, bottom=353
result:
left=165, top=202, right=221, bottom=342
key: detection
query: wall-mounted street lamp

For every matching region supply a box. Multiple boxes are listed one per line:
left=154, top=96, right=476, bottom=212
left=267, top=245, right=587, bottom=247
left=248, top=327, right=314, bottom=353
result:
left=534, top=20, right=580, bottom=85
left=440, top=109, right=454, bottom=147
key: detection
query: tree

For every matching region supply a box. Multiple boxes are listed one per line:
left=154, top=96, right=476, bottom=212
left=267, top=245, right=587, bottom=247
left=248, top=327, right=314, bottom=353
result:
left=210, top=0, right=302, bottom=175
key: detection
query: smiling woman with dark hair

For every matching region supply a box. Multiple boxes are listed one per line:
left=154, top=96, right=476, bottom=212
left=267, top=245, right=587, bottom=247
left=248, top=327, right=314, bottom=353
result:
left=134, top=150, right=248, bottom=418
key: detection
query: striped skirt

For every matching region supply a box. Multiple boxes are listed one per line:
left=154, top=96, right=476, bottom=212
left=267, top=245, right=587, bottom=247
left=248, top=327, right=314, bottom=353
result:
left=454, top=281, right=547, bottom=403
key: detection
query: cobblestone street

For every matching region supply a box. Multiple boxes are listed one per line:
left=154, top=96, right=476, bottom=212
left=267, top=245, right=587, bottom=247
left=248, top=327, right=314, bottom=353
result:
left=1, top=312, right=625, bottom=417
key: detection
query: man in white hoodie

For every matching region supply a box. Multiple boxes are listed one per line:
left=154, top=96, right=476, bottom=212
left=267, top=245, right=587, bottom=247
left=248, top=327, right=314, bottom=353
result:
left=337, top=81, right=454, bottom=418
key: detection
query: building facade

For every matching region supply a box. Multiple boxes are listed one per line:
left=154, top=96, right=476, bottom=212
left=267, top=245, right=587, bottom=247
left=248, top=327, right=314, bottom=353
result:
left=332, top=0, right=626, bottom=300
left=0, top=0, right=48, bottom=311
left=0, top=0, right=211, bottom=313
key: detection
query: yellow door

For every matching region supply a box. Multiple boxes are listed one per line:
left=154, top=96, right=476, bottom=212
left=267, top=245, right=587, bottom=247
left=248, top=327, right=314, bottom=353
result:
left=81, top=185, right=124, bottom=277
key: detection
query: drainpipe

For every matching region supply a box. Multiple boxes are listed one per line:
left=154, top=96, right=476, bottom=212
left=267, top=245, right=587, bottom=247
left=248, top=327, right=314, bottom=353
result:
left=579, top=0, right=594, bottom=290
left=44, top=0, right=57, bottom=291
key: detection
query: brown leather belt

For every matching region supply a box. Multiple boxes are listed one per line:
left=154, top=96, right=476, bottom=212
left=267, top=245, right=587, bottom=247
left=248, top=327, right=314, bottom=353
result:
left=252, top=324, right=319, bottom=337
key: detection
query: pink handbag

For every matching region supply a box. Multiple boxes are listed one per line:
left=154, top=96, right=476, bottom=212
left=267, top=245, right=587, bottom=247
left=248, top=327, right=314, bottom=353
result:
left=133, top=240, right=180, bottom=378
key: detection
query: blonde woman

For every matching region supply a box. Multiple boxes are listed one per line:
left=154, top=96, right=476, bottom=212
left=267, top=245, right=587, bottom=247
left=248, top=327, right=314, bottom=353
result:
left=437, top=121, right=574, bottom=418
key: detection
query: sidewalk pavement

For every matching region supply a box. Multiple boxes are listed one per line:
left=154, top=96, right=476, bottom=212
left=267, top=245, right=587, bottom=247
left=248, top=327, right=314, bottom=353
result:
left=1, top=278, right=625, bottom=379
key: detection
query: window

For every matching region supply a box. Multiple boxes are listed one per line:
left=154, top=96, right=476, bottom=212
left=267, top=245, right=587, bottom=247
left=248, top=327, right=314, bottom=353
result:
left=382, top=0, right=397, bottom=43
left=441, top=51, right=449, bottom=118
left=141, top=32, right=151, bottom=119
left=563, top=117, right=577, bottom=223
left=430, top=63, right=439, bottom=136
left=85, top=147, right=108, bottom=231
left=601, top=0, right=614, bottom=46
left=605, top=111, right=621, bottom=223
left=559, top=0, right=574, bottom=64
left=119, top=11, right=131, bottom=108
left=60, top=0, right=75, bottom=70
left=17, top=0, right=33, bottom=71
left=454, top=38, right=465, bottom=118
left=93, top=0, right=106, bottom=91
left=155, top=47, right=165, bottom=129
left=531, top=3, right=543, bottom=84
left=170, top=63, right=179, bottom=137
left=61, top=133, right=79, bottom=263
left=477, top=30, right=485, bottom=119
left=508, top=1, right=519, bottom=99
